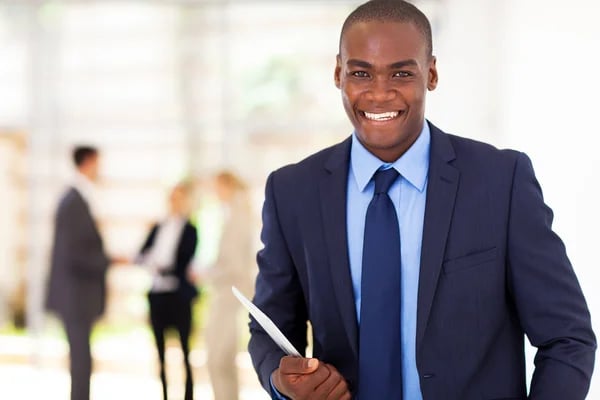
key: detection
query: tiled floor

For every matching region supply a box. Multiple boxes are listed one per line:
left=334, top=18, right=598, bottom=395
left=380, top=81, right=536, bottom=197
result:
left=0, top=334, right=269, bottom=400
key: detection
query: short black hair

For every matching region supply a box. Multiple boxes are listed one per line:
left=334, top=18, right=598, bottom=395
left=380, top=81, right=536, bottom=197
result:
left=73, top=146, right=98, bottom=167
left=340, top=0, right=433, bottom=57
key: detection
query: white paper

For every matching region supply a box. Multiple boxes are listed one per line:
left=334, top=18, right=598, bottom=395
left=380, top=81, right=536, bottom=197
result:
left=232, top=286, right=301, bottom=357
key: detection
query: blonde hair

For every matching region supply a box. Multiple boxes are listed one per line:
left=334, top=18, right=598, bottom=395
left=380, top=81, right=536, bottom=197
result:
left=173, top=179, right=194, bottom=195
left=215, top=170, right=247, bottom=192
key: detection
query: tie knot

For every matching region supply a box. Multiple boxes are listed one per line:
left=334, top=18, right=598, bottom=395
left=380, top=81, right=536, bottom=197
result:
left=373, top=168, right=399, bottom=194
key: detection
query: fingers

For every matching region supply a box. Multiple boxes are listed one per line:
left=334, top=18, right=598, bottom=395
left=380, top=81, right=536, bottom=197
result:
left=326, top=378, right=351, bottom=400
left=279, top=356, right=320, bottom=375
left=274, top=358, right=330, bottom=399
left=316, top=364, right=351, bottom=400
left=274, top=357, right=351, bottom=400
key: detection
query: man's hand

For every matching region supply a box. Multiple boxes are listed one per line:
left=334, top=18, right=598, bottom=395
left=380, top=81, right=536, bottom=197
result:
left=110, top=255, right=130, bottom=266
left=271, top=356, right=351, bottom=400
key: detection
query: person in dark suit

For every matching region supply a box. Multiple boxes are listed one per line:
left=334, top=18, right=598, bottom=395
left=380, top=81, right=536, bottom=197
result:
left=248, top=1, right=596, bottom=399
left=136, top=181, right=198, bottom=400
left=46, top=145, right=120, bottom=400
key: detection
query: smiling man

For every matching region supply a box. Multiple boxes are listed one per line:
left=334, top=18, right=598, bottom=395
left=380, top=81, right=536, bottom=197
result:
left=248, top=1, right=596, bottom=399
left=335, top=16, right=436, bottom=164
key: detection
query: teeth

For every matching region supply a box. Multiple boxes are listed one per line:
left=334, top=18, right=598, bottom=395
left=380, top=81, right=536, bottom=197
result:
left=364, top=111, right=399, bottom=121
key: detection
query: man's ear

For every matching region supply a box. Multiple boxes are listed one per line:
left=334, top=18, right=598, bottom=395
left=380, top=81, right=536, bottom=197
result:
left=427, top=55, right=438, bottom=91
left=334, top=55, right=342, bottom=89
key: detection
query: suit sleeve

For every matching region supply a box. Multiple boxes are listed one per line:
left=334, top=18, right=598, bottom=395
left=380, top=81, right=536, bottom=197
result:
left=248, top=172, right=308, bottom=393
left=61, top=195, right=110, bottom=279
left=507, top=153, right=596, bottom=399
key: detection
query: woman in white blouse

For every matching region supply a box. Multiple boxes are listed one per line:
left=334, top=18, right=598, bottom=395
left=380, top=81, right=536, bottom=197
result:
left=136, top=181, right=198, bottom=400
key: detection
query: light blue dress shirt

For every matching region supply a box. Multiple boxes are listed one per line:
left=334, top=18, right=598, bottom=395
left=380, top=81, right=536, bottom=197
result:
left=347, top=122, right=429, bottom=399
left=270, top=122, right=429, bottom=399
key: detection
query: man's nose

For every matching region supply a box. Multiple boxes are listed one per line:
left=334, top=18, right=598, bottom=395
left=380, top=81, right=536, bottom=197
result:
left=365, top=78, right=396, bottom=102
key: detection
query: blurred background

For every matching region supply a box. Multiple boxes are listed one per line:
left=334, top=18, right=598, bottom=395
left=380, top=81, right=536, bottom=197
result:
left=0, top=0, right=599, bottom=398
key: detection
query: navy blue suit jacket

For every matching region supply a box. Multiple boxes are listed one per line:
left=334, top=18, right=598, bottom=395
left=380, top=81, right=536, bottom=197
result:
left=249, top=123, right=596, bottom=399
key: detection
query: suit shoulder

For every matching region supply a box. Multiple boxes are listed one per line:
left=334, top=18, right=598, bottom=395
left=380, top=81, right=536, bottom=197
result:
left=56, top=188, right=85, bottom=213
left=182, top=222, right=198, bottom=249
left=445, top=133, right=522, bottom=168
left=184, top=220, right=197, bottom=234
left=59, top=187, right=78, bottom=202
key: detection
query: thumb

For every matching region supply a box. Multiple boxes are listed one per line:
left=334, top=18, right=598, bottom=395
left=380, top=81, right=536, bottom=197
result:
left=279, top=356, right=319, bottom=375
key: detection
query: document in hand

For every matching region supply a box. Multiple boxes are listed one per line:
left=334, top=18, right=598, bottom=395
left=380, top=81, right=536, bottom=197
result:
left=231, top=286, right=302, bottom=357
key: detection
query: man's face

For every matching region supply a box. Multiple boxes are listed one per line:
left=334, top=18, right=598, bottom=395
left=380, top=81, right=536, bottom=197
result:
left=335, top=21, right=437, bottom=162
left=86, top=154, right=100, bottom=182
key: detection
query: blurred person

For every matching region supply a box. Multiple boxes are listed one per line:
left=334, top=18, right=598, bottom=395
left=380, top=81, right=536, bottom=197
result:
left=135, top=181, right=198, bottom=400
left=204, top=171, right=255, bottom=400
left=46, top=145, right=125, bottom=400
left=249, top=1, right=596, bottom=399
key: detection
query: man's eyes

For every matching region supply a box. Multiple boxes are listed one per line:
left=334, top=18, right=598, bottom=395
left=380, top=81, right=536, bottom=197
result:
left=349, top=71, right=413, bottom=78
left=393, top=71, right=412, bottom=78
left=351, top=71, right=370, bottom=78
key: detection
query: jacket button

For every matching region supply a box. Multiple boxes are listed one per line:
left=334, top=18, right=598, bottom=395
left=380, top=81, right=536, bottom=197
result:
left=422, top=373, right=435, bottom=379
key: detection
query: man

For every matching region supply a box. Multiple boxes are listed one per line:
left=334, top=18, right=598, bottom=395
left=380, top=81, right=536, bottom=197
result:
left=248, top=1, right=596, bottom=400
left=46, top=146, right=119, bottom=400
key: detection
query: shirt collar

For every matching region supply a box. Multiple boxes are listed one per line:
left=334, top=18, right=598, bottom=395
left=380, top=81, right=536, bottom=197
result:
left=73, top=171, right=95, bottom=204
left=164, top=214, right=186, bottom=225
left=350, top=121, right=430, bottom=192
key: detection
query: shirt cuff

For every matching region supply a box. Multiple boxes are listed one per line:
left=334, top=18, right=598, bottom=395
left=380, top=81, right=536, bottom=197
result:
left=270, top=374, right=290, bottom=400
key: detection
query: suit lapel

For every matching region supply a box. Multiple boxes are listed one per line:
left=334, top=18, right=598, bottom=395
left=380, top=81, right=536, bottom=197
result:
left=317, top=127, right=459, bottom=358
left=319, top=137, right=359, bottom=358
left=416, top=124, right=460, bottom=351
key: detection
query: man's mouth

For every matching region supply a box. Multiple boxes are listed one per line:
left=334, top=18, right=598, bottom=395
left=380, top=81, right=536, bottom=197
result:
left=362, top=111, right=400, bottom=121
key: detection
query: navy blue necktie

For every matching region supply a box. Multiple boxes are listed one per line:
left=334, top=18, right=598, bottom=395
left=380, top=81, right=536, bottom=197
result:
left=358, top=167, right=402, bottom=399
